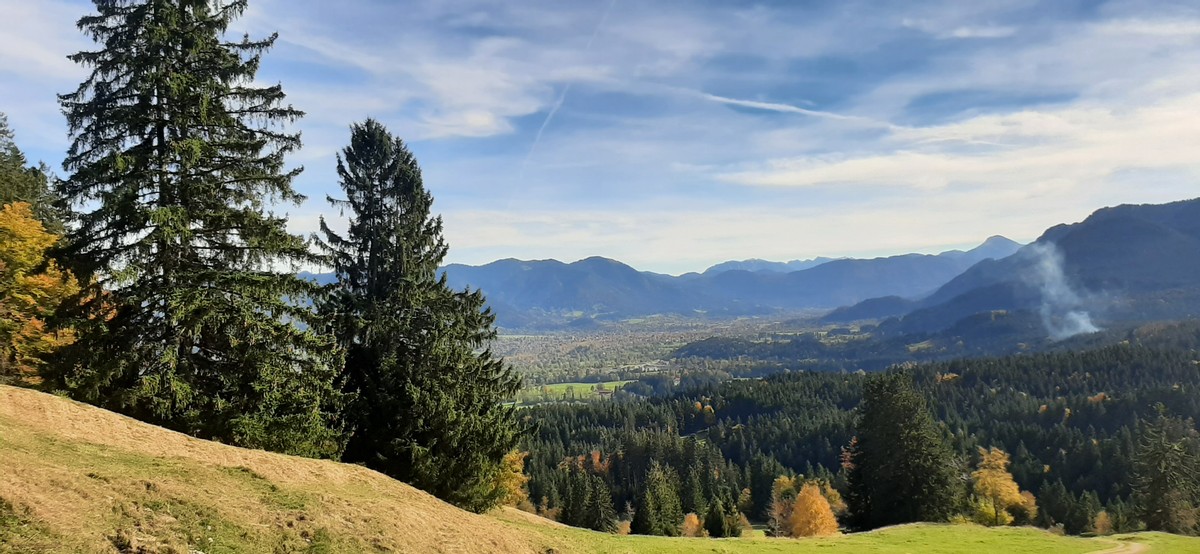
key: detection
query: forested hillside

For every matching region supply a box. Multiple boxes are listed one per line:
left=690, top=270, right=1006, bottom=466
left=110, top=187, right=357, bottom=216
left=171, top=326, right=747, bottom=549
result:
left=841, top=198, right=1200, bottom=334
left=520, top=324, right=1200, bottom=536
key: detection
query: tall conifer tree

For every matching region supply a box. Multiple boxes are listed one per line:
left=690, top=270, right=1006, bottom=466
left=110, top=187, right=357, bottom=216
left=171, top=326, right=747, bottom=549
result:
left=1132, top=413, right=1199, bottom=534
left=317, top=118, right=522, bottom=512
left=0, top=114, right=60, bottom=232
left=845, top=372, right=962, bottom=530
left=51, top=0, right=340, bottom=457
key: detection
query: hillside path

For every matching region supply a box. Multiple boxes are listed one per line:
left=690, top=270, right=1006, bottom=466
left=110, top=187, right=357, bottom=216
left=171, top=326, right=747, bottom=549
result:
left=1088, top=538, right=1149, bottom=554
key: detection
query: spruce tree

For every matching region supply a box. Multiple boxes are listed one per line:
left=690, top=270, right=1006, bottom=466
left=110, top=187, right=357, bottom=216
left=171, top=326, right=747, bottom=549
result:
left=631, top=461, right=683, bottom=536
left=0, top=114, right=60, bottom=232
left=704, top=497, right=730, bottom=538
left=561, top=465, right=591, bottom=527
left=846, top=372, right=962, bottom=530
left=317, top=118, right=522, bottom=512
left=585, top=474, right=618, bottom=532
left=51, top=0, right=339, bottom=457
left=1132, top=413, right=1199, bottom=534
left=681, top=465, right=707, bottom=516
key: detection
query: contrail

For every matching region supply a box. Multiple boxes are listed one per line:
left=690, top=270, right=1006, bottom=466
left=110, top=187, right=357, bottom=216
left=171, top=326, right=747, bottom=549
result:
left=696, top=91, right=901, bottom=131
left=519, top=0, right=617, bottom=177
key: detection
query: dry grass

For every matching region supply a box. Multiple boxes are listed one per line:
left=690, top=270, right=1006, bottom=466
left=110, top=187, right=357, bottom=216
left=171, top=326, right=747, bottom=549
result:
left=0, top=384, right=562, bottom=553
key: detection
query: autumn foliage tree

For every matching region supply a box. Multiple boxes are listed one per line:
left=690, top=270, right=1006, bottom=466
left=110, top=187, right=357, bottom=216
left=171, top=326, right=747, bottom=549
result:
left=681, top=513, right=705, bottom=537
left=789, top=482, right=840, bottom=537
left=768, top=475, right=798, bottom=536
left=0, top=202, right=78, bottom=384
left=971, top=447, right=1027, bottom=526
left=492, top=450, right=531, bottom=508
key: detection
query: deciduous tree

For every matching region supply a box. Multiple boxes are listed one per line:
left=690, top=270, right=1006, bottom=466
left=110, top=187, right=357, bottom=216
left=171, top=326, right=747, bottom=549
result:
left=0, top=203, right=78, bottom=383
left=768, top=475, right=798, bottom=536
left=972, top=447, right=1025, bottom=526
left=492, top=450, right=531, bottom=507
left=789, top=482, right=839, bottom=537
left=682, top=513, right=705, bottom=537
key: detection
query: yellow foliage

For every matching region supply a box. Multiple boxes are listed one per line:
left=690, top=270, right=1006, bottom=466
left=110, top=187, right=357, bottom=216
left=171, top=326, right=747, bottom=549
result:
left=772, top=475, right=797, bottom=499
left=768, top=475, right=798, bottom=536
left=0, top=202, right=78, bottom=383
left=971, top=496, right=1013, bottom=526
left=1013, top=490, right=1039, bottom=525
left=971, top=447, right=1025, bottom=526
left=820, top=481, right=847, bottom=516
left=493, top=450, right=530, bottom=507
left=681, top=513, right=706, bottom=537
left=788, top=483, right=839, bottom=537
left=1093, top=511, right=1112, bottom=536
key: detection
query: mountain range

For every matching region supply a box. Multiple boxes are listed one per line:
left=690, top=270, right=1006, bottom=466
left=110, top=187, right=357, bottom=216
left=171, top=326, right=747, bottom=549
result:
left=304, top=197, right=1200, bottom=334
left=434, top=235, right=1022, bottom=328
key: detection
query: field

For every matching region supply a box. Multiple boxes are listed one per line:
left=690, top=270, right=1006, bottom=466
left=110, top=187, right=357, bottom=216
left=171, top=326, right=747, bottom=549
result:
left=514, top=380, right=633, bottom=405
left=2, top=384, right=1195, bottom=553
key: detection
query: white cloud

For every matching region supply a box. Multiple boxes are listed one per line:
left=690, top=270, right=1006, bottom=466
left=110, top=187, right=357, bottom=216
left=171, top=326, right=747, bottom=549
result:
left=1096, top=18, right=1200, bottom=37
left=942, top=25, right=1017, bottom=39
left=0, top=0, right=84, bottom=81
left=719, top=94, right=1200, bottom=191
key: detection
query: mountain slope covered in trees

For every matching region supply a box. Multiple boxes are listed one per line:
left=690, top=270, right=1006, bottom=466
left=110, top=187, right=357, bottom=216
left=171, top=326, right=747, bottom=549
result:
left=1, top=384, right=1187, bottom=553
left=523, top=324, right=1200, bottom=538
left=840, top=198, right=1200, bottom=334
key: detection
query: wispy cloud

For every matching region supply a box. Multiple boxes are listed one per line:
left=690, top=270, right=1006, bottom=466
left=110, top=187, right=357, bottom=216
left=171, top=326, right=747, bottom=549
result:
left=720, top=94, right=1200, bottom=190
left=6, top=0, right=1200, bottom=273
left=521, top=0, right=619, bottom=174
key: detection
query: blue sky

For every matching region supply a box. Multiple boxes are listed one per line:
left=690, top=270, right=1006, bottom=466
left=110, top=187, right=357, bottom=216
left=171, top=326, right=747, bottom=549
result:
left=2, top=0, right=1200, bottom=274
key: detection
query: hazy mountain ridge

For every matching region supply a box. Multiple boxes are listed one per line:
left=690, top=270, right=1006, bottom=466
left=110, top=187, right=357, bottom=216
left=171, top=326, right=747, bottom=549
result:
left=435, top=236, right=1021, bottom=328
left=702, top=256, right=842, bottom=275
left=302, top=237, right=1021, bottom=329
left=838, top=198, right=1200, bottom=336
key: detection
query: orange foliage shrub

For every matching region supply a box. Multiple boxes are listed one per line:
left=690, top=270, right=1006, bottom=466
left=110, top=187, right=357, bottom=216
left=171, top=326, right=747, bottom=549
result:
left=681, top=513, right=705, bottom=537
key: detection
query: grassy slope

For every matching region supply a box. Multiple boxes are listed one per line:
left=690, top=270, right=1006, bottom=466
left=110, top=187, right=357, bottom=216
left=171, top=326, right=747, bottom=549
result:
left=1, top=385, right=1195, bottom=554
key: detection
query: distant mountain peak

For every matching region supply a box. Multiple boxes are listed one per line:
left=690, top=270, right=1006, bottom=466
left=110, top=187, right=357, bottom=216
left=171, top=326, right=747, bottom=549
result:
left=981, top=235, right=1018, bottom=245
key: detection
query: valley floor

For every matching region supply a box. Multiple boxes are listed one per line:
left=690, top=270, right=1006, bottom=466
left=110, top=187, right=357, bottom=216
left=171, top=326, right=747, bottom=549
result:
left=1, top=385, right=1194, bottom=554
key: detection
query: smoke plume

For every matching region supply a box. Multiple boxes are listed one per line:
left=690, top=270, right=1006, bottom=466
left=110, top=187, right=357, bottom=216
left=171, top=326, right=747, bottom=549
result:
left=1024, top=243, right=1100, bottom=341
